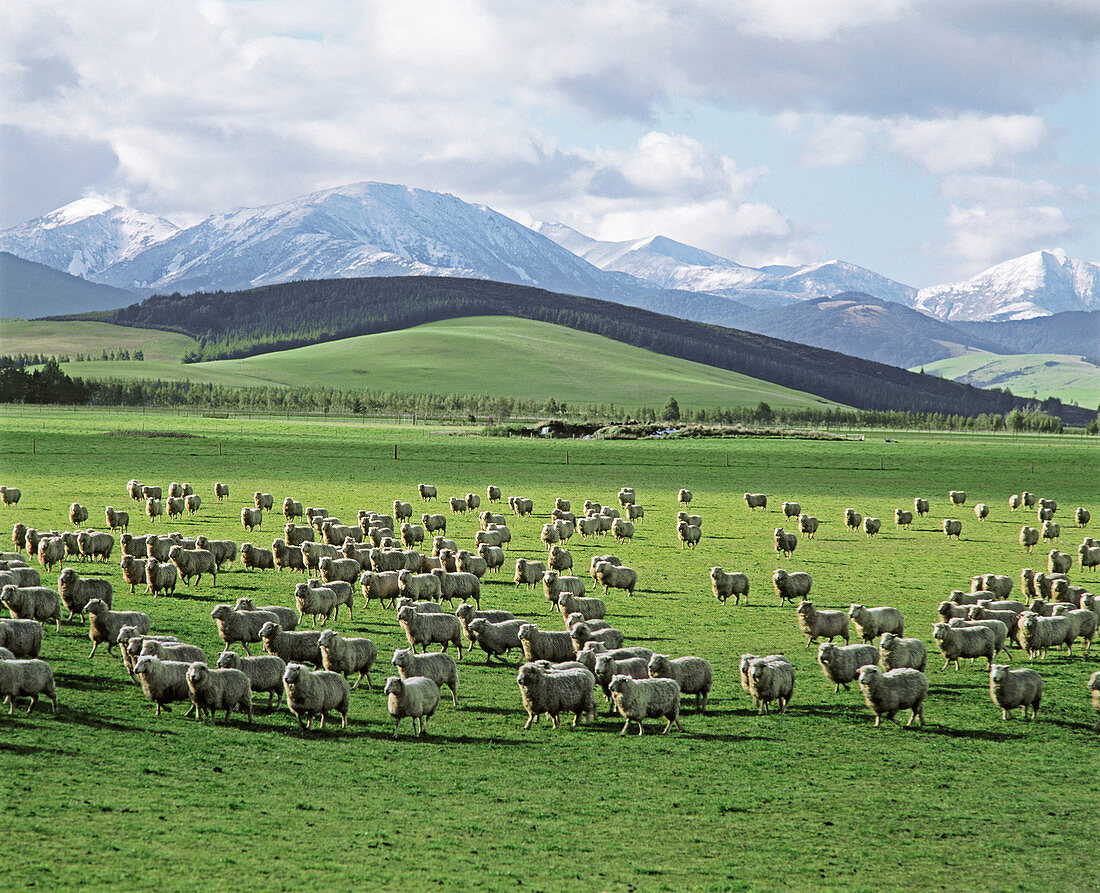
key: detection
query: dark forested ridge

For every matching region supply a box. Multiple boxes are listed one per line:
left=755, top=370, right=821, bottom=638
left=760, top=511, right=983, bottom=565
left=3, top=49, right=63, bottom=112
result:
left=66, top=275, right=1092, bottom=423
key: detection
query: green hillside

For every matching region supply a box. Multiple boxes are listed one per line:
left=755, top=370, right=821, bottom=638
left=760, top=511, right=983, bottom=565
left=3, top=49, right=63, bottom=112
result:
left=914, top=353, right=1100, bottom=407
left=5, top=315, right=845, bottom=410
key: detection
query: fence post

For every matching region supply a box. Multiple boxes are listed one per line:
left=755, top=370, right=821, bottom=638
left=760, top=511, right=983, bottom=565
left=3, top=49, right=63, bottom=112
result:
left=394, top=444, right=398, bottom=460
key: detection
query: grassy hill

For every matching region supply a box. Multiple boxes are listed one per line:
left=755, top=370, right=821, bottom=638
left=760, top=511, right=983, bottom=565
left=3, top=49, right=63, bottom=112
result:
left=4, top=315, right=846, bottom=410
left=0, top=251, right=138, bottom=317
left=914, top=353, right=1100, bottom=408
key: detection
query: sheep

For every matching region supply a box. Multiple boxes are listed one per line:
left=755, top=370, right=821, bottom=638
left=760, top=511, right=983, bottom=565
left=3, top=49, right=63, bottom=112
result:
left=862, top=517, right=881, bottom=537
left=240, top=506, right=263, bottom=532
left=145, top=497, right=162, bottom=523
left=57, top=567, right=113, bottom=622
left=796, top=600, right=849, bottom=647
left=454, top=602, right=514, bottom=642
left=27, top=529, right=58, bottom=557
left=259, top=622, right=323, bottom=666
left=398, top=569, right=444, bottom=604
left=0, top=618, right=42, bottom=659
left=518, top=623, right=575, bottom=663
left=315, top=628, right=376, bottom=690
left=234, top=542, right=273, bottom=573
left=368, top=548, right=408, bottom=574
left=647, top=653, right=712, bottom=711
left=971, top=573, right=1014, bottom=599
left=590, top=654, right=648, bottom=709
left=876, top=633, right=928, bottom=673
left=844, top=508, right=862, bottom=532
left=283, top=523, right=314, bottom=547
left=445, top=495, right=465, bottom=515
left=144, top=558, right=177, bottom=599
left=967, top=606, right=1022, bottom=648
left=516, top=662, right=596, bottom=729
left=947, top=490, right=966, bottom=506
left=77, top=530, right=115, bottom=564
left=817, top=642, right=879, bottom=692
left=250, top=491, right=272, bottom=514
left=1075, top=507, right=1091, bottom=527
left=710, top=567, right=749, bottom=605
left=0, top=658, right=57, bottom=715
left=480, top=511, right=508, bottom=530
left=937, top=600, right=973, bottom=622
left=1046, top=550, right=1073, bottom=576
left=101, top=506, right=131, bottom=535
left=398, top=605, right=463, bottom=656
left=748, top=657, right=795, bottom=715
left=214, top=482, right=229, bottom=501
left=773, top=569, right=812, bottom=605
left=989, top=664, right=1042, bottom=720
left=420, top=514, right=447, bottom=538
left=744, top=493, right=767, bottom=511
left=431, top=569, right=481, bottom=607
left=514, top=558, right=547, bottom=589
left=677, top=521, right=702, bottom=550
left=37, top=537, right=64, bottom=573
left=132, top=655, right=195, bottom=716
left=848, top=604, right=904, bottom=642
left=1041, top=520, right=1062, bottom=543
left=294, top=581, right=353, bottom=627
left=185, top=662, right=253, bottom=724
left=431, top=537, right=458, bottom=558
left=304, top=506, right=329, bottom=523
left=12, top=523, right=26, bottom=553
left=301, top=541, right=341, bottom=572
left=773, top=528, right=797, bottom=558
left=195, top=536, right=237, bottom=569
left=1020, top=526, right=1040, bottom=552
left=416, top=483, right=439, bottom=503
left=614, top=490, right=632, bottom=509
left=126, top=480, right=143, bottom=501
left=625, top=504, right=645, bottom=524
left=1022, top=568, right=1070, bottom=599
left=2, top=584, right=61, bottom=631
left=1060, top=609, right=1098, bottom=653
left=475, top=526, right=510, bottom=551
left=282, top=663, right=349, bottom=730
left=211, top=604, right=281, bottom=655
left=168, top=545, right=217, bottom=587
left=1039, top=497, right=1058, bottom=513
left=271, top=538, right=306, bottom=572
left=0, top=486, right=22, bottom=507
left=1078, top=541, right=1100, bottom=571
left=570, top=621, right=624, bottom=653
left=0, top=563, right=38, bottom=588
left=932, top=622, right=996, bottom=669
left=165, top=496, right=186, bottom=521
left=467, top=618, right=527, bottom=662
left=359, top=570, right=400, bottom=609
left=450, top=550, right=487, bottom=581
left=857, top=666, right=927, bottom=727
left=1090, top=671, right=1100, bottom=730
left=797, top=514, right=820, bottom=539
left=973, top=502, right=990, bottom=522
left=510, top=497, right=534, bottom=517
left=231, top=598, right=297, bottom=630
left=113, top=553, right=148, bottom=595
left=216, top=651, right=286, bottom=709
left=914, top=497, right=930, bottom=517
left=319, top=555, right=361, bottom=586
left=942, top=518, right=962, bottom=540
left=281, top=497, right=303, bottom=520
left=553, top=582, right=602, bottom=619
left=593, top=561, right=637, bottom=597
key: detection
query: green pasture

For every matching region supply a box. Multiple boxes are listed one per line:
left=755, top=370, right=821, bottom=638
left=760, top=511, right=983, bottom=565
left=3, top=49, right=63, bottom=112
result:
left=1, top=408, right=1098, bottom=891
left=4, top=315, right=845, bottom=410
left=915, top=352, right=1100, bottom=407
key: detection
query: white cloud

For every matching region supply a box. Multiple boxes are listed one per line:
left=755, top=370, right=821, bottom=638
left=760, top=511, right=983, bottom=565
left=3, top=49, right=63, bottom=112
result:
left=729, top=0, right=913, bottom=41
left=944, top=204, right=1073, bottom=274
left=939, top=175, right=1086, bottom=207
left=890, top=114, right=1049, bottom=173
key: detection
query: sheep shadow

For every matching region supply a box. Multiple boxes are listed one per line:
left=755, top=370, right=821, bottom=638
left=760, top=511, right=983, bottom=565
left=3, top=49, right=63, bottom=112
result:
left=54, top=709, right=141, bottom=733
left=55, top=671, right=132, bottom=692
left=0, top=741, right=76, bottom=757
left=916, top=724, right=1025, bottom=742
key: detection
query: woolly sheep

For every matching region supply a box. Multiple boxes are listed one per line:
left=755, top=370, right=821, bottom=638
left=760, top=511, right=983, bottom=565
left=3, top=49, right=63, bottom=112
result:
left=861, top=517, right=881, bottom=537
left=1075, top=507, right=1091, bottom=527
left=431, top=536, right=458, bottom=557
left=359, top=570, right=400, bottom=609
left=301, top=541, right=341, bottom=571
left=711, top=567, right=749, bottom=605
left=37, top=537, right=64, bottom=573
left=0, top=658, right=56, bottom=715
left=1060, top=609, right=1098, bottom=652
left=57, top=567, right=112, bottom=621
left=972, top=573, right=1014, bottom=599
left=452, top=549, right=487, bottom=580
left=1047, top=550, right=1073, bottom=575
left=324, top=522, right=362, bottom=546
left=627, top=504, right=645, bottom=523
left=317, top=628, right=376, bottom=690
left=467, top=618, right=526, bottom=662
left=272, top=538, right=306, bottom=572
left=12, top=523, right=27, bottom=553
left=294, top=581, right=353, bottom=627
left=0, top=486, right=22, bottom=507
left=739, top=654, right=771, bottom=710
left=259, top=622, right=323, bottom=666
left=165, top=496, right=186, bottom=521
left=1079, top=542, right=1100, bottom=571
left=848, top=604, right=904, bottom=642
left=798, top=514, right=820, bottom=538
left=454, top=603, right=515, bottom=644
left=973, top=502, right=990, bottom=522
left=858, top=666, right=927, bottom=727
left=615, top=490, right=632, bottom=508
left=430, top=569, right=481, bottom=607
left=0, top=618, right=42, bottom=659
left=510, top=497, right=534, bottom=517
left=319, top=555, right=360, bottom=586
left=1041, top=520, right=1061, bottom=542
left=283, top=663, right=349, bottom=730
left=398, top=605, right=463, bottom=656
left=593, top=561, right=637, bottom=597
left=240, top=507, right=262, bottom=532
left=796, top=600, right=849, bottom=647
left=677, top=521, right=702, bottom=550
left=892, top=508, right=913, bottom=530
left=144, top=559, right=178, bottom=599
left=216, top=651, right=286, bottom=709
left=486, top=485, right=502, bottom=503
left=517, top=662, right=595, bottom=730
left=238, top=542, right=274, bottom=572
left=844, top=508, right=862, bottom=532
left=577, top=516, right=601, bottom=539
left=283, top=497, right=303, bottom=520
left=211, top=604, right=280, bottom=656
left=744, top=493, right=766, bottom=511
left=145, top=498, right=162, bottom=523
left=184, top=662, right=252, bottom=724
left=169, top=545, right=217, bottom=587
left=748, top=658, right=795, bottom=715
left=607, top=518, right=633, bottom=545
left=214, top=482, right=229, bottom=501
left=398, top=569, right=443, bottom=604
left=518, top=623, right=575, bottom=663
left=773, top=569, right=812, bottom=605
left=817, top=642, right=878, bottom=692
left=914, top=497, right=929, bottom=517
left=0, top=564, right=39, bottom=588
left=943, top=518, right=963, bottom=539
left=878, top=633, right=928, bottom=672
left=231, top=598, right=297, bottom=630
left=773, top=528, right=797, bottom=558
left=989, top=664, right=1042, bottom=720
left=932, top=622, right=996, bottom=669
left=514, top=558, right=547, bottom=589
left=1089, top=671, right=1100, bottom=730
left=570, top=621, right=624, bottom=653
left=195, top=537, right=237, bottom=569
left=541, top=571, right=585, bottom=610
left=251, top=491, right=272, bottom=514
left=480, top=511, right=507, bottom=530
left=1020, top=526, right=1040, bottom=552
left=340, top=541, right=372, bottom=571
left=648, top=653, right=712, bottom=711
left=132, top=655, right=195, bottom=717
left=284, top=523, right=314, bottom=547
left=2, top=584, right=61, bottom=631
left=577, top=644, right=655, bottom=674
left=592, top=655, right=649, bottom=711
left=76, top=530, right=113, bottom=564
left=948, top=490, right=966, bottom=505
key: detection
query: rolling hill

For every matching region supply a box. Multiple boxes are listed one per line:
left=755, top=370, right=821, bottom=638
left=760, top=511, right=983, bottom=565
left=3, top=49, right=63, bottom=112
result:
left=914, top=354, right=1100, bottom=408
left=0, top=252, right=139, bottom=318
left=19, top=315, right=844, bottom=410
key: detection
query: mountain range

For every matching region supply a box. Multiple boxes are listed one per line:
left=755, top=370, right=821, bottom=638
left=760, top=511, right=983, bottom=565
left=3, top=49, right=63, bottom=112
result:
left=1, top=182, right=1097, bottom=357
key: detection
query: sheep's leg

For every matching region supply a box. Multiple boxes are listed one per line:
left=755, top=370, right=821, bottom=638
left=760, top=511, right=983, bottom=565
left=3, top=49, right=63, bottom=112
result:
left=88, top=640, right=100, bottom=659
left=619, top=719, right=630, bottom=736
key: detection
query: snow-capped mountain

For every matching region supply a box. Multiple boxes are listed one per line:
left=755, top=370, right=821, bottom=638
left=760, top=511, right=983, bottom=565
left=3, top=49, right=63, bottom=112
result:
left=533, top=223, right=916, bottom=308
left=0, top=198, right=178, bottom=279
left=914, top=250, right=1100, bottom=322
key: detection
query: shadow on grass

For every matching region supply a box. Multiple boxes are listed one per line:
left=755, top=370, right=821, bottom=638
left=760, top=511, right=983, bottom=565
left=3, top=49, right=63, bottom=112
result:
left=55, top=671, right=131, bottom=692
left=914, top=724, right=1025, bottom=742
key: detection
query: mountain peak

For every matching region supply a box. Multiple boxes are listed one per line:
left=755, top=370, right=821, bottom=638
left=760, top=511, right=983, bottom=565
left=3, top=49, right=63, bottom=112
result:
left=44, top=197, right=121, bottom=227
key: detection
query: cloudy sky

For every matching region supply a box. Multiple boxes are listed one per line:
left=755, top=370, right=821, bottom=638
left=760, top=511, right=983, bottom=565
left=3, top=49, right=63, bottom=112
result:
left=2, top=0, right=1097, bottom=286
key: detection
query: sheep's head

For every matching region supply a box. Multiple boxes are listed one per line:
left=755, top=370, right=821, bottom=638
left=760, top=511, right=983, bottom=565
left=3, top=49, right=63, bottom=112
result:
left=293, top=583, right=310, bottom=598
left=990, top=664, right=1009, bottom=684
left=216, top=651, right=238, bottom=669
left=932, top=623, right=949, bottom=641
left=455, top=603, right=473, bottom=621
left=186, top=662, right=207, bottom=685
left=773, top=570, right=788, bottom=585
left=392, top=648, right=412, bottom=669
left=132, top=655, right=155, bottom=675
left=283, top=663, right=305, bottom=685
left=84, top=597, right=107, bottom=615
left=168, top=545, right=182, bottom=561
left=318, top=629, right=337, bottom=649
left=817, top=643, right=834, bottom=662
left=795, top=600, right=812, bottom=616
left=397, top=607, right=415, bottom=624
left=857, top=665, right=879, bottom=684
left=848, top=604, right=865, bottom=618
left=258, top=621, right=281, bottom=640
left=880, top=633, right=896, bottom=650
left=517, top=624, right=534, bottom=641
left=607, top=674, right=629, bottom=694
left=648, top=654, right=670, bottom=675
left=383, top=676, right=403, bottom=696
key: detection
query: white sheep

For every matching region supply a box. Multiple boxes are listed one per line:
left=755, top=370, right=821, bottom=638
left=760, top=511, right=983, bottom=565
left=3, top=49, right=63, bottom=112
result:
left=518, top=623, right=575, bottom=663
left=467, top=618, right=527, bottom=662
left=359, top=570, right=400, bottom=609
left=486, top=485, right=502, bottom=503
left=744, top=493, right=767, bottom=511
left=397, top=605, right=463, bottom=656
left=2, top=584, right=61, bottom=632
left=748, top=658, right=795, bottom=715
left=240, top=542, right=275, bottom=572
left=974, top=502, right=990, bottom=521
left=677, top=521, right=702, bottom=550
left=592, top=654, right=650, bottom=710
left=104, top=506, right=130, bottom=532
left=554, top=589, right=605, bottom=621
left=454, top=603, right=515, bottom=645
left=947, top=618, right=1012, bottom=659
left=132, top=655, right=196, bottom=717
left=0, top=486, right=22, bottom=507
left=796, top=601, right=849, bottom=647
left=0, top=618, right=42, bottom=658
left=710, top=567, right=749, bottom=605
left=943, top=519, right=962, bottom=539
left=1047, top=550, right=1073, bottom=575
left=0, top=658, right=56, bottom=715
left=431, top=569, right=481, bottom=607
left=817, top=642, right=879, bottom=692
left=949, top=490, right=967, bottom=505
left=611, top=518, right=635, bottom=544
left=186, top=662, right=253, bottom=724
left=168, top=545, right=217, bottom=587
left=283, top=663, right=350, bottom=730
left=145, top=559, right=178, bottom=598
left=932, top=622, right=995, bottom=670
left=1042, top=520, right=1061, bottom=543
left=391, top=646, right=459, bottom=706
left=398, top=569, right=443, bottom=604
left=294, top=582, right=352, bottom=627
left=37, top=537, right=64, bottom=572
left=516, top=662, right=596, bottom=729
left=773, top=527, right=797, bottom=558
left=1017, top=612, right=1076, bottom=659
left=384, top=675, right=441, bottom=739
left=1089, top=671, right=1100, bottom=731
left=989, top=664, right=1042, bottom=720
left=609, top=674, right=684, bottom=735
left=857, top=666, right=927, bottom=727
left=627, top=504, right=645, bottom=523
left=272, top=539, right=306, bottom=572
left=569, top=621, right=623, bottom=652
left=593, top=561, right=637, bottom=596
left=284, top=523, right=314, bottom=547
left=798, top=514, right=820, bottom=538
left=772, top=569, right=812, bottom=605
left=214, top=482, right=229, bottom=501
left=877, top=633, right=928, bottom=672
left=893, top=509, right=913, bottom=530
left=260, top=622, right=323, bottom=667
left=848, top=604, right=904, bottom=642
left=318, top=628, right=377, bottom=690
left=77, top=530, right=115, bottom=563
left=57, top=567, right=113, bottom=621
left=514, top=558, right=547, bottom=589
left=647, top=653, right=712, bottom=711
left=216, top=651, right=286, bottom=709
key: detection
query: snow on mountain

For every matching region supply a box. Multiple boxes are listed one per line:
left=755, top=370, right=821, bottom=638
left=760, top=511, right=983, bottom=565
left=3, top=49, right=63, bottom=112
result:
left=0, top=198, right=178, bottom=279
left=914, top=250, right=1100, bottom=322
left=534, top=223, right=916, bottom=309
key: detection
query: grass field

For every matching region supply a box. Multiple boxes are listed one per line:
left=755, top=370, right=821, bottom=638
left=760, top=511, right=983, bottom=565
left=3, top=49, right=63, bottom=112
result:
left=0, top=318, right=197, bottom=363
left=915, top=352, right=1100, bottom=407
left=1, top=408, right=1098, bottom=892
left=3, top=315, right=845, bottom=411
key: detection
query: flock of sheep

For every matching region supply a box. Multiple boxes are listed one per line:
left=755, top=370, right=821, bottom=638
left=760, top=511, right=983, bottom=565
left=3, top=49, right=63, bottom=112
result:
left=1, top=475, right=1098, bottom=736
